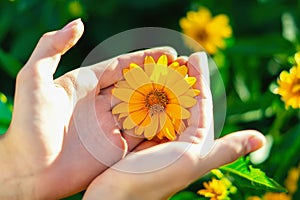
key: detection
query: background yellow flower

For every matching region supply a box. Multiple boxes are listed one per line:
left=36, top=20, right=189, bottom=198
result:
left=180, top=7, right=232, bottom=54
left=276, top=52, right=300, bottom=109
left=197, top=178, right=229, bottom=200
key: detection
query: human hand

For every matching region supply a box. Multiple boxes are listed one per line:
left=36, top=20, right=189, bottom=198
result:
left=0, top=19, right=178, bottom=199
left=83, top=53, right=266, bottom=200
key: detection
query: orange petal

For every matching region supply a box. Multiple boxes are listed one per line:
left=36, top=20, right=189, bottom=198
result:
left=161, top=115, right=176, bottom=140
left=130, top=109, right=148, bottom=126
left=168, top=61, right=180, bottom=69
left=124, top=67, right=151, bottom=89
left=123, top=116, right=136, bottom=129
left=164, top=67, right=184, bottom=88
left=157, top=55, right=168, bottom=66
left=115, top=80, right=130, bottom=88
left=136, top=83, right=153, bottom=94
left=139, top=114, right=151, bottom=127
left=144, top=114, right=159, bottom=139
left=168, top=78, right=190, bottom=96
left=158, top=112, right=167, bottom=132
left=173, top=119, right=186, bottom=133
left=129, top=90, right=145, bottom=104
left=176, top=65, right=188, bottom=76
left=144, top=56, right=156, bottom=64
left=185, top=77, right=197, bottom=87
left=112, top=88, right=134, bottom=102
left=166, top=104, right=191, bottom=119
left=118, top=112, right=129, bottom=119
left=112, top=102, right=129, bottom=114
left=130, top=63, right=141, bottom=69
left=178, top=96, right=197, bottom=108
left=135, top=126, right=145, bottom=136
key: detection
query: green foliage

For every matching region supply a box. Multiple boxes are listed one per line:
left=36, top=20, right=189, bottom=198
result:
left=220, top=157, right=287, bottom=193
left=0, top=92, right=12, bottom=134
left=170, top=191, right=206, bottom=200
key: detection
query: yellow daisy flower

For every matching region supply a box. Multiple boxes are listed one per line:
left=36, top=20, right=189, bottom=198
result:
left=247, top=196, right=262, bottom=200
left=112, top=55, right=199, bottom=141
left=263, top=192, right=291, bottom=200
left=284, top=163, right=300, bottom=195
left=197, top=178, right=229, bottom=200
left=276, top=52, right=300, bottom=109
left=179, top=7, right=232, bottom=54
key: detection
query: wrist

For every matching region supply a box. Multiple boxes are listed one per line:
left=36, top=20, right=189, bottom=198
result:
left=0, top=133, right=37, bottom=199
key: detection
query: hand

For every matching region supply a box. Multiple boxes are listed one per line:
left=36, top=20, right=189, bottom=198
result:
left=0, top=19, right=178, bottom=199
left=83, top=53, right=266, bottom=200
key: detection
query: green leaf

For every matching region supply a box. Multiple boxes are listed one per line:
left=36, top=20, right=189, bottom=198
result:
left=170, top=191, right=206, bottom=200
left=220, top=157, right=287, bottom=193
left=0, top=92, right=12, bottom=134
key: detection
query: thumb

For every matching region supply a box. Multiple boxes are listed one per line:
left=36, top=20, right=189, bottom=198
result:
left=203, top=130, right=266, bottom=169
left=22, top=19, right=84, bottom=81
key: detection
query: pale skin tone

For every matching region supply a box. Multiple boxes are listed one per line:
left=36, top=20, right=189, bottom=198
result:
left=0, top=19, right=266, bottom=199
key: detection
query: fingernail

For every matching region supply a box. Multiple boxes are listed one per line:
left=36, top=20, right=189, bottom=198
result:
left=62, top=18, right=82, bottom=31
left=248, top=134, right=266, bottom=153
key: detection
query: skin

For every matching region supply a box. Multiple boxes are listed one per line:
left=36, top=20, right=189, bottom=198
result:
left=0, top=19, right=178, bottom=199
left=0, top=19, right=266, bottom=200
left=83, top=53, right=266, bottom=200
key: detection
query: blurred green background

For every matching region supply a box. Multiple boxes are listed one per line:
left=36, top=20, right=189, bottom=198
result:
left=1, top=0, right=300, bottom=199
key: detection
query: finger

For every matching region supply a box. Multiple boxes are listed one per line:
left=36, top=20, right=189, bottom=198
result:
left=187, top=52, right=212, bottom=128
left=23, top=19, right=84, bottom=81
left=178, top=52, right=213, bottom=145
left=90, top=46, right=178, bottom=89
left=202, top=130, right=266, bottom=169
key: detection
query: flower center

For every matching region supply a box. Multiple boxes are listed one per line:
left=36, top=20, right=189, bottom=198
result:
left=196, top=30, right=208, bottom=41
left=145, top=89, right=168, bottom=115
left=292, top=80, right=300, bottom=94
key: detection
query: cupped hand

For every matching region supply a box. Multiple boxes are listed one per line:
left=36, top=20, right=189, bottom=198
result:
left=0, top=19, right=177, bottom=199
left=83, top=53, right=266, bottom=200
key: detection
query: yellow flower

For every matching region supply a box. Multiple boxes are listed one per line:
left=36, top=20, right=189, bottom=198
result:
left=197, top=178, right=229, bottom=200
left=263, top=192, right=291, bottom=200
left=284, top=163, right=300, bottom=194
left=112, top=55, right=199, bottom=141
left=247, top=196, right=261, bottom=200
left=179, top=7, right=232, bottom=54
left=276, top=52, right=300, bottom=109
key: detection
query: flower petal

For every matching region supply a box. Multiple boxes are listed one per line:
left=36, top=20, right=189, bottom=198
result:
left=164, top=68, right=184, bottom=88
left=161, top=115, right=176, bottom=140
left=124, top=67, right=151, bottom=89
left=185, top=77, right=197, bottom=87
left=129, top=90, right=145, bottom=104
left=176, top=65, right=188, bottom=76
left=135, top=126, right=144, bottom=136
left=112, top=88, right=134, bottom=102
left=158, top=112, right=167, bottom=132
left=144, top=114, right=159, bottom=139
left=178, top=96, right=197, bottom=108
left=112, top=102, right=129, bottom=114
left=150, top=63, right=168, bottom=82
left=118, top=112, right=129, bottom=119
left=169, top=78, right=191, bottom=96
left=123, top=116, right=136, bottom=129
left=115, top=80, right=130, bottom=88
left=130, top=109, right=148, bottom=126
left=157, top=55, right=168, bottom=66
left=144, top=56, right=156, bottom=65
left=166, top=104, right=191, bottom=119
left=173, top=119, right=186, bottom=133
